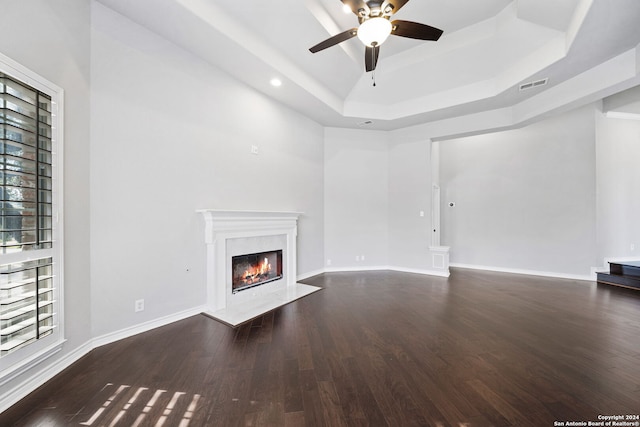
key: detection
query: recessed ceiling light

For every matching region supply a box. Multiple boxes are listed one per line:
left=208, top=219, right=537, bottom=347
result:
left=270, top=78, right=282, bottom=87
left=343, top=4, right=352, bottom=13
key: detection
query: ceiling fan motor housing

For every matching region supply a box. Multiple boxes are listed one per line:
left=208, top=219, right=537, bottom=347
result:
left=358, top=1, right=395, bottom=23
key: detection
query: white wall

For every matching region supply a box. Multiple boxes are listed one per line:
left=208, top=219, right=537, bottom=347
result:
left=440, top=104, right=598, bottom=276
left=323, top=130, right=437, bottom=273
left=89, top=3, right=324, bottom=337
left=0, top=0, right=93, bottom=392
left=595, top=105, right=640, bottom=262
left=387, top=138, right=434, bottom=270
left=324, top=128, right=389, bottom=269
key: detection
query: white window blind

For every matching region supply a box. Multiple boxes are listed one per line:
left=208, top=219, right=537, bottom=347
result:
left=0, top=74, right=53, bottom=253
left=0, top=54, right=63, bottom=378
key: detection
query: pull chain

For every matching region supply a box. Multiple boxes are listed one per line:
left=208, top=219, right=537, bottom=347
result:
left=371, top=45, right=377, bottom=87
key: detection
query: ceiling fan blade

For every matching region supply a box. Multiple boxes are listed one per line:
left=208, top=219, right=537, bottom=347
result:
left=365, top=45, right=380, bottom=72
left=382, top=0, right=410, bottom=15
left=341, top=0, right=369, bottom=16
left=309, top=28, right=358, bottom=53
left=391, top=20, right=443, bottom=41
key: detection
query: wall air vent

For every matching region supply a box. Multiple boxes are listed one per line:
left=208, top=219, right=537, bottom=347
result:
left=519, top=78, right=548, bottom=91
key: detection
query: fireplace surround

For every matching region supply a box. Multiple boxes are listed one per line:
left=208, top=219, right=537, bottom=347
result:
left=198, top=210, right=320, bottom=326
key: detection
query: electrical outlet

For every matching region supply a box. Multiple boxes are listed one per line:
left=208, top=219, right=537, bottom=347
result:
left=250, top=145, right=259, bottom=155
left=355, top=255, right=360, bottom=262
left=361, top=254, right=365, bottom=261
left=135, top=299, right=144, bottom=312
left=327, top=259, right=332, bottom=266
left=631, top=244, right=636, bottom=251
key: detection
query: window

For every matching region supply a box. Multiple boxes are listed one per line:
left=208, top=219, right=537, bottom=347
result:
left=0, top=53, right=63, bottom=381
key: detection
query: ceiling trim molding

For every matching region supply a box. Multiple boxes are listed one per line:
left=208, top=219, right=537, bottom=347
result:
left=176, top=0, right=345, bottom=114
left=391, top=47, right=640, bottom=141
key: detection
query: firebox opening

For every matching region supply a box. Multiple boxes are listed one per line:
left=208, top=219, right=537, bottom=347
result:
left=231, top=249, right=283, bottom=294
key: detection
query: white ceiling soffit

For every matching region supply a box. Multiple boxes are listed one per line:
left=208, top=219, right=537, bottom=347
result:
left=344, top=3, right=568, bottom=120
left=94, top=0, right=640, bottom=130
left=174, top=0, right=345, bottom=113
left=603, top=84, right=640, bottom=116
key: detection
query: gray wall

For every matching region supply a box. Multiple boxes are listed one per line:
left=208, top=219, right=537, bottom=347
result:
left=89, top=3, right=325, bottom=337
left=0, top=0, right=92, bottom=389
left=324, top=128, right=389, bottom=269
left=440, top=105, right=598, bottom=276
left=323, top=130, right=435, bottom=272
left=388, top=138, right=433, bottom=270
left=595, top=105, right=640, bottom=261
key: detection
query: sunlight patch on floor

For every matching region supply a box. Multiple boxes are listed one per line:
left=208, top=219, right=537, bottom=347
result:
left=79, top=383, right=201, bottom=427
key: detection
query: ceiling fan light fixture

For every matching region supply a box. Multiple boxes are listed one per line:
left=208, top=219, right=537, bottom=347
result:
left=308, top=0, right=444, bottom=73
left=357, top=17, right=392, bottom=47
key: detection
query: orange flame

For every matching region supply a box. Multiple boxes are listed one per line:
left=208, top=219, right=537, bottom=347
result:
left=241, top=257, right=272, bottom=284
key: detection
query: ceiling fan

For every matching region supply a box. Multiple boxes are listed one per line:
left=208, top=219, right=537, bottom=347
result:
left=309, top=0, right=444, bottom=73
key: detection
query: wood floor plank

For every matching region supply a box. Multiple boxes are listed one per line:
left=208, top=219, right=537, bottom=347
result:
left=316, top=380, right=348, bottom=427
left=298, top=369, right=326, bottom=427
left=294, top=312, right=315, bottom=372
left=284, top=410, right=305, bottom=427
left=342, top=356, right=390, bottom=427
left=283, top=358, right=304, bottom=414
left=323, top=353, right=367, bottom=422
left=2, top=269, right=640, bottom=426
left=467, top=378, right=534, bottom=426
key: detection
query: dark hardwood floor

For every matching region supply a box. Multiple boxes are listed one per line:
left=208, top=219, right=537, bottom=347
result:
left=2, top=269, right=639, bottom=426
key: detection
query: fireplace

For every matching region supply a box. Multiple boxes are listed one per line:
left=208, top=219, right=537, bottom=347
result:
left=198, top=210, right=321, bottom=326
left=232, top=249, right=283, bottom=293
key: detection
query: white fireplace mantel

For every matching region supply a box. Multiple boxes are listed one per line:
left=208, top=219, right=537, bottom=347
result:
left=200, top=210, right=301, bottom=240
left=198, top=209, right=320, bottom=326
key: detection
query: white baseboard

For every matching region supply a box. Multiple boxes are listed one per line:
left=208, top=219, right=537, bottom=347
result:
left=91, top=306, right=207, bottom=349
left=325, top=265, right=390, bottom=273
left=0, top=305, right=207, bottom=414
left=449, top=263, right=593, bottom=282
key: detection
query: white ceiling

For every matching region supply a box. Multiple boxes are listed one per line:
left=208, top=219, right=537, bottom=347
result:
left=95, top=0, right=640, bottom=130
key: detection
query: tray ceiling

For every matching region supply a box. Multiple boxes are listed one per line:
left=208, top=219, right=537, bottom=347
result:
left=95, top=0, right=640, bottom=130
